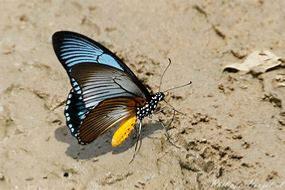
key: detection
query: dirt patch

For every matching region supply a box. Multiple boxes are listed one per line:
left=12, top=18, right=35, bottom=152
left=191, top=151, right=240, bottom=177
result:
left=0, top=1, right=284, bottom=189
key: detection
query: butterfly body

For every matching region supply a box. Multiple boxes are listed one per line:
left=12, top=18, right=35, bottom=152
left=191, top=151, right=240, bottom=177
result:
left=136, top=92, right=165, bottom=120
left=52, top=31, right=164, bottom=147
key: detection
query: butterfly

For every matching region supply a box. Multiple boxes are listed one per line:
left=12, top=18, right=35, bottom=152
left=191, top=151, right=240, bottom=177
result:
left=52, top=31, right=169, bottom=151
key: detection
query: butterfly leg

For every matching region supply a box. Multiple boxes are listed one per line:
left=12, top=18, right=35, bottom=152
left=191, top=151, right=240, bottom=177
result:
left=129, top=120, right=142, bottom=164
left=159, top=110, right=181, bottom=149
left=133, top=122, right=139, bottom=139
left=137, top=121, right=143, bottom=153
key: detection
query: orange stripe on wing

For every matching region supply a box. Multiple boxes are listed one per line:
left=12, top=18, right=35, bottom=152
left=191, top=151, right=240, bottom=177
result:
left=112, top=116, right=137, bottom=147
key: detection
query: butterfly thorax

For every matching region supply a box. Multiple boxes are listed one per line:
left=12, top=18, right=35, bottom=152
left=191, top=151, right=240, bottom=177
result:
left=136, top=92, right=165, bottom=120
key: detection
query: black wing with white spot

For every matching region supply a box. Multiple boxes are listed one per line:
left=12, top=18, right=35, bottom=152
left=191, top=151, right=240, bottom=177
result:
left=64, top=89, right=89, bottom=137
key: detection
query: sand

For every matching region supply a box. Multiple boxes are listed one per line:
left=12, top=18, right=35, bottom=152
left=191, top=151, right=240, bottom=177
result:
left=0, top=0, right=285, bottom=189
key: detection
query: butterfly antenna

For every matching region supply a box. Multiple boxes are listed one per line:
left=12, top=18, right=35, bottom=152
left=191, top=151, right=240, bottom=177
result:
left=159, top=58, right=172, bottom=92
left=163, top=81, right=192, bottom=93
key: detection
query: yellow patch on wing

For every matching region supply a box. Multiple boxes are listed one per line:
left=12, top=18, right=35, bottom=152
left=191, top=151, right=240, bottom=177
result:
left=112, top=116, right=137, bottom=147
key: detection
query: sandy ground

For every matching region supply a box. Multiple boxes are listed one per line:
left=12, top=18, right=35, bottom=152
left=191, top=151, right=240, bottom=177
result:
left=0, top=0, right=285, bottom=189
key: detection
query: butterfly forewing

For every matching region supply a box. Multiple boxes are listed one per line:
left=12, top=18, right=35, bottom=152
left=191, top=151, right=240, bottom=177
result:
left=52, top=31, right=123, bottom=71
left=52, top=31, right=150, bottom=100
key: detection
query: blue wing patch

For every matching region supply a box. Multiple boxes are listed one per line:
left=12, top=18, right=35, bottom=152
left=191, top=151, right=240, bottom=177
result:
left=52, top=31, right=123, bottom=72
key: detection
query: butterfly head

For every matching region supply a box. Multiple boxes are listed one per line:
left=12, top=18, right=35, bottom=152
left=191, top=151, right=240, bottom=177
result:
left=154, top=92, right=165, bottom=101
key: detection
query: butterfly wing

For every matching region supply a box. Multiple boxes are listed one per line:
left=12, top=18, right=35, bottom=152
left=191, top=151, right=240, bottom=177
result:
left=64, top=63, right=146, bottom=144
left=77, top=97, right=140, bottom=144
left=70, top=63, right=147, bottom=108
left=52, top=31, right=150, bottom=144
left=65, top=89, right=88, bottom=137
left=52, top=31, right=150, bottom=99
left=111, top=116, right=137, bottom=147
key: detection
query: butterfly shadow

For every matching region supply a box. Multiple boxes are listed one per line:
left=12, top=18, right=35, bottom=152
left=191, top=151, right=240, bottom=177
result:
left=54, top=121, right=163, bottom=160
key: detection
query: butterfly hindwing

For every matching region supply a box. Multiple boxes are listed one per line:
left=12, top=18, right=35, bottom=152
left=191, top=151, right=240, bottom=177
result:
left=64, top=89, right=89, bottom=138
left=77, top=97, right=141, bottom=144
left=112, top=116, right=137, bottom=147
